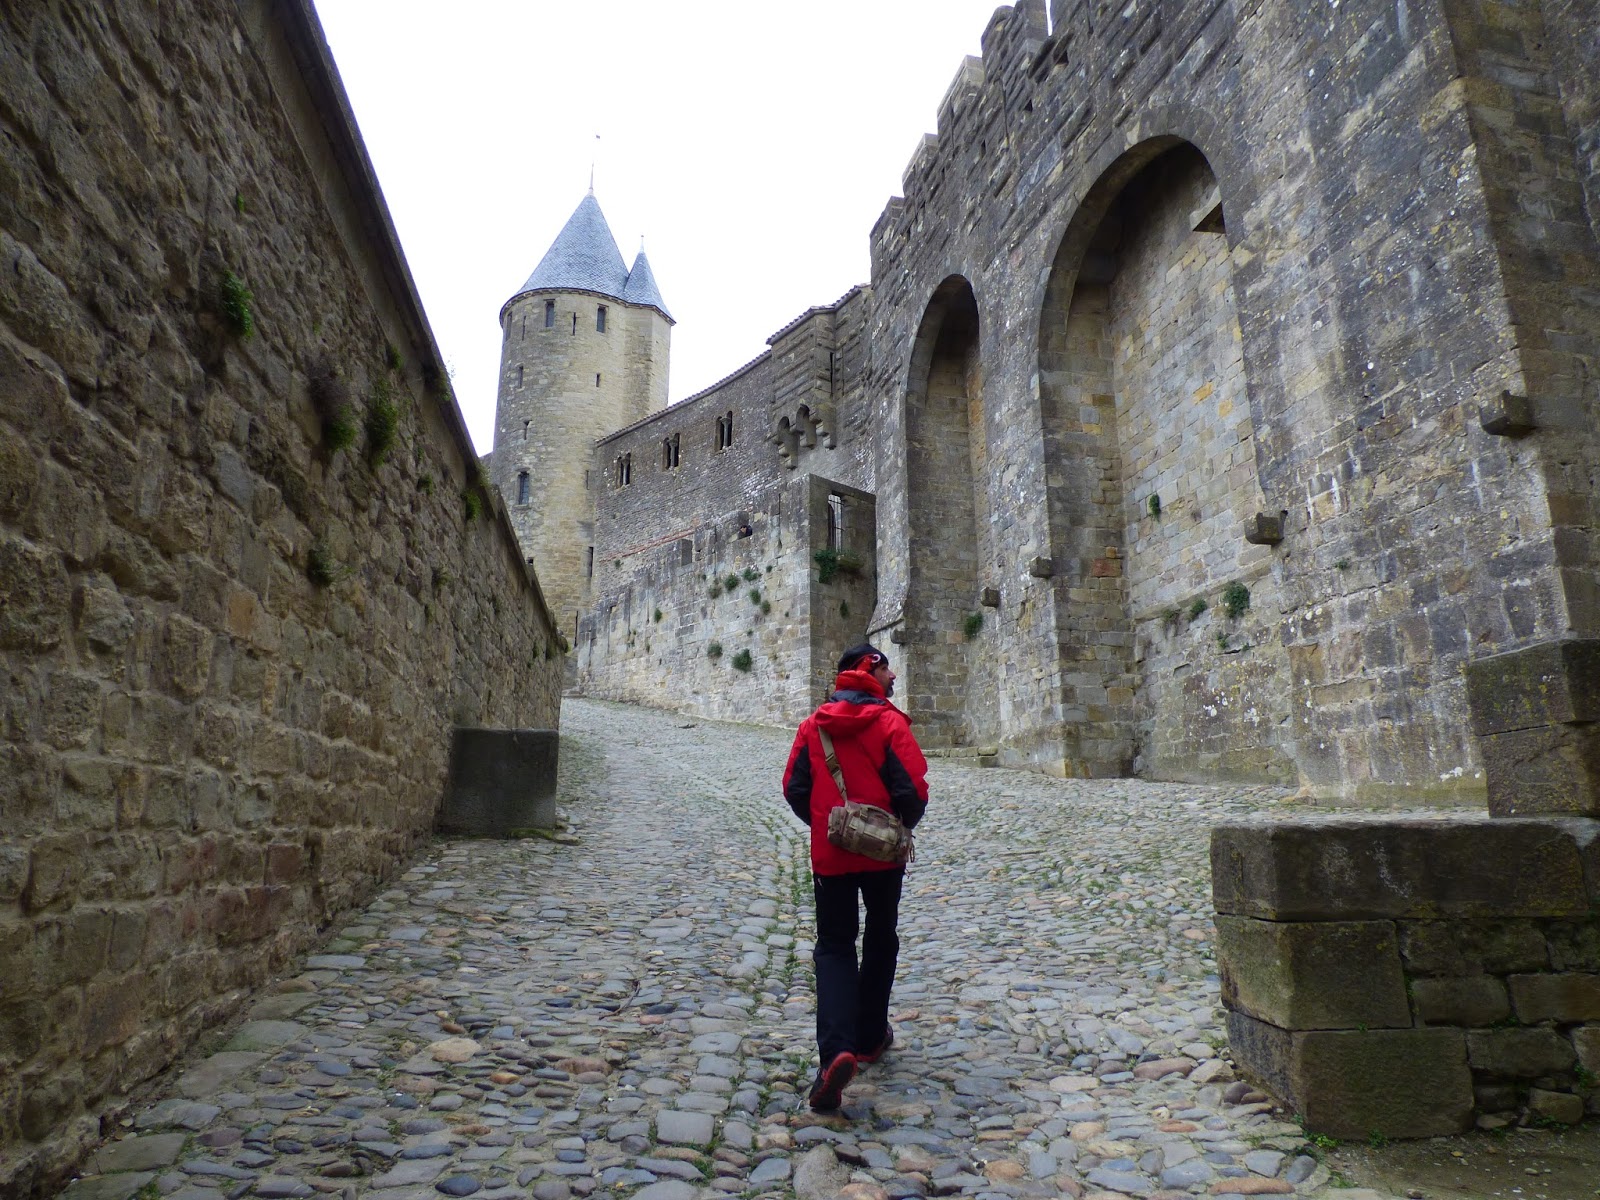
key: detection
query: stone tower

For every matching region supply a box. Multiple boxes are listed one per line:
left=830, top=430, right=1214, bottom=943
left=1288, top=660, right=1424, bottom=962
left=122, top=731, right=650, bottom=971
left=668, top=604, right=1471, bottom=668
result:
left=491, top=190, right=672, bottom=637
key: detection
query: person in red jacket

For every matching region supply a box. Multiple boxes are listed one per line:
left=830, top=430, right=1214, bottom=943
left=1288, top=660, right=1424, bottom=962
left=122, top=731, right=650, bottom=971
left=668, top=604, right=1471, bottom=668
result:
left=783, top=643, right=929, bottom=1112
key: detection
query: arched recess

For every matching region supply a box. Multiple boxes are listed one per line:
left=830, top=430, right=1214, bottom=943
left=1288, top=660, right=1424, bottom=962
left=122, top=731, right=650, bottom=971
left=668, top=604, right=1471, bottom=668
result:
left=904, top=275, right=995, bottom=750
left=1037, top=141, right=1293, bottom=783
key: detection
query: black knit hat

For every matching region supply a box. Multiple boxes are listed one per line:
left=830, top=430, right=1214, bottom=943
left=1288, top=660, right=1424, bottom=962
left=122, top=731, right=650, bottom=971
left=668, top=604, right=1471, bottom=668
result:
left=837, top=643, right=888, bottom=674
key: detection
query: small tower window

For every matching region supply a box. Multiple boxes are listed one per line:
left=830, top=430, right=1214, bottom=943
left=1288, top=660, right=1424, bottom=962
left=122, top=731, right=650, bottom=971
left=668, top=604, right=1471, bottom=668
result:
left=716, top=410, right=734, bottom=450
left=571, top=313, right=578, bottom=335
left=517, top=471, right=530, bottom=505
left=522, top=420, right=530, bottom=441
left=517, top=365, right=524, bottom=387
left=596, top=373, right=602, bottom=387
left=596, top=305, right=608, bottom=333
left=617, top=453, right=632, bottom=487
left=826, top=492, right=845, bottom=551
left=662, top=433, right=680, bottom=470
left=544, top=300, right=555, bottom=328
left=587, top=547, right=595, bottom=577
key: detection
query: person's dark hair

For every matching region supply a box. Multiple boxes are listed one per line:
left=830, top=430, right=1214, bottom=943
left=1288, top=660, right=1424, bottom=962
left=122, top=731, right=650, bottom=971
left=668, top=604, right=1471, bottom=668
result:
left=837, top=643, right=888, bottom=674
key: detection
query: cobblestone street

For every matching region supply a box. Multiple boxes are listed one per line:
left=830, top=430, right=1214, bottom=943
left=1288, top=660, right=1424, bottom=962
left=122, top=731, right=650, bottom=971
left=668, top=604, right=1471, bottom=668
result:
left=63, top=699, right=1398, bottom=1200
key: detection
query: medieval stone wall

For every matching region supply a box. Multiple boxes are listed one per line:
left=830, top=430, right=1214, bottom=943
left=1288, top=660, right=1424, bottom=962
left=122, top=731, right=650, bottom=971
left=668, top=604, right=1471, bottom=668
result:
left=852, top=0, right=1597, bottom=795
left=0, top=0, right=563, bottom=1190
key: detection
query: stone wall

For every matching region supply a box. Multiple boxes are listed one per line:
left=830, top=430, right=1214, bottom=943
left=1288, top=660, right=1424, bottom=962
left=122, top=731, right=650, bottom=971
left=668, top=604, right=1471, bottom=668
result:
left=575, top=343, right=877, bottom=726
left=0, top=0, right=564, bottom=1192
left=1213, top=817, right=1600, bottom=1136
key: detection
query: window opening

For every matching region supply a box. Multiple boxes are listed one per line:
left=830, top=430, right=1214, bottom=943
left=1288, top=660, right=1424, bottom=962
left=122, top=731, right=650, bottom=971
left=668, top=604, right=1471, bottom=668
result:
left=517, top=471, right=530, bottom=504
left=517, top=365, right=524, bottom=387
left=522, top=420, right=530, bottom=441
left=617, top=453, right=632, bottom=486
left=596, top=373, right=602, bottom=387
left=571, top=312, right=577, bottom=335
left=716, top=411, right=734, bottom=450
left=596, top=305, right=607, bottom=332
left=826, top=492, right=845, bottom=551
left=586, top=547, right=595, bottom=577
left=662, top=433, right=680, bottom=469
left=544, top=300, right=555, bottom=328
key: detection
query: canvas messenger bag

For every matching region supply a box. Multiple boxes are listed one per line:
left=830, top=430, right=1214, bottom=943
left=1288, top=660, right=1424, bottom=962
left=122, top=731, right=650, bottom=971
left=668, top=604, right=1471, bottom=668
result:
left=817, top=728, right=913, bottom=864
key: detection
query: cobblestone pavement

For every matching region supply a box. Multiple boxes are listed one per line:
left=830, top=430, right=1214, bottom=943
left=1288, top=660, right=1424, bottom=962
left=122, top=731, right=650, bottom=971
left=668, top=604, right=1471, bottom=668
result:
left=63, top=699, right=1404, bottom=1200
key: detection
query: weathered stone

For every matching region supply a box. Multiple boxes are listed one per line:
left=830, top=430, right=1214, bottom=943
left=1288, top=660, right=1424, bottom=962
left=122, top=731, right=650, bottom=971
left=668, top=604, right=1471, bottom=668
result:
left=1398, top=920, right=1549, bottom=976
left=1211, top=818, right=1590, bottom=920
left=1216, top=917, right=1409, bottom=1029
left=440, top=728, right=560, bottom=836
left=1410, top=976, right=1510, bottom=1027
left=1527, top=1088, right=1586, bottom=1124
left=1293, top=1029, right=1473, bottom=1140
left=1508, top=973, right=1600, bottom=1023
left=1466, top=1028, right=1577, bottom=1078
left=1464, top=640, right=1600, bottom=735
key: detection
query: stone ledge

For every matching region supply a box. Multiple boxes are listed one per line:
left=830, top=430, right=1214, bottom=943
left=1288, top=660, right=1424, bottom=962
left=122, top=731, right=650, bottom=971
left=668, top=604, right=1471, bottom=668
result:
left=1211, top=816, right=1599, bottom=920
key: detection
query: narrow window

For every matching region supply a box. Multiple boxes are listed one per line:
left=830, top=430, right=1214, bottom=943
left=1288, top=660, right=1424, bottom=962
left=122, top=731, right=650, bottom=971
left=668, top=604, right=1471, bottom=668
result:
left=617, top=454, right=631, bottom=486
left=544, top=300, right=555, bottom=328
left=670, top=433, right=680, bottom=468
left=596, top=305, right=608, bottom=333
left=716, top=412, right=734, bottom=451
left=517, top=365, right=524, bottom=387
left=827, top=492, right=845, bottom=551
left=586, top=547, right=595, bottom=577
left=596, top=373, right=602, bottom=387
left=571, top=312, right=577, bottom=335
left=726, top=410, right=735, bottom=447
left=522, top=420, right=530, bottom=441
left=517, top=471, right=530, bottom=504
left=662, top=438, right=672, bottom=469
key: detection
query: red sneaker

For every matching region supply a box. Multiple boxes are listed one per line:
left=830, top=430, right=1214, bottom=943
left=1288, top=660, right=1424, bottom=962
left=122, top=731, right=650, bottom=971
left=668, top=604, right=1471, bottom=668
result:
left=808, top=1051, right=857, bottom=1112
left=857, top=1025, right=894, bottom=1065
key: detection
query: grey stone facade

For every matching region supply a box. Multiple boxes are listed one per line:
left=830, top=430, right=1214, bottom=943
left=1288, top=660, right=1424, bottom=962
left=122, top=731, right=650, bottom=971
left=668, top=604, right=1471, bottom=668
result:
left=544, top=0, right=1600, bottom=801
left=0, top=1, right=564, bottom=1191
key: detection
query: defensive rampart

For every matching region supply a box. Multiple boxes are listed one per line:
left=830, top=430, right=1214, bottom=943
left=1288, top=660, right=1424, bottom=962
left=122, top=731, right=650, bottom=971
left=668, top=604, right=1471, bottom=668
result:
left=0, top=1, right=563, bottom=1191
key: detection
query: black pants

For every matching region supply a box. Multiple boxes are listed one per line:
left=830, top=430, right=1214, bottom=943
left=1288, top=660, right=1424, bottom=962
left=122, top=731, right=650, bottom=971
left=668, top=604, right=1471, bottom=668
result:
left=813, top=867, right=904, bottom=1062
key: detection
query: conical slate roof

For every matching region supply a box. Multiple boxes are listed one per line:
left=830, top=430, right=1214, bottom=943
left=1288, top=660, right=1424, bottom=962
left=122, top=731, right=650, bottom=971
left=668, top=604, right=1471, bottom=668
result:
left=621, top=250, right=671, bottom=320
left=507, top=193, right=671, bottom=321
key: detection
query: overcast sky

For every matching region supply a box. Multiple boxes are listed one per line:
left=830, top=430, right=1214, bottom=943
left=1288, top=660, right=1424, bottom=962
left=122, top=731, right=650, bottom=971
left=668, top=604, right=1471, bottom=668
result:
left=311, top=0, right=1011, bottom=453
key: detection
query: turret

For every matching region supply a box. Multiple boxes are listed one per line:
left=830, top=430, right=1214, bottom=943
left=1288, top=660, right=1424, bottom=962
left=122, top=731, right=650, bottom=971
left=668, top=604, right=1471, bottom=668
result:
left=491, top=191, right=673, bottom=636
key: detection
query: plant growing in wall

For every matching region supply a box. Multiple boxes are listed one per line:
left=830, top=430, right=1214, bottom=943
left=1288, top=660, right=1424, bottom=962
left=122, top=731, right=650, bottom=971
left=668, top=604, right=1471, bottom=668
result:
left=742, top=567, right=759, bottom=582
left=1147, top=493, right=1162, bottom=519
left=760, top=600, right=771, bottom=615
left=724, top=573, right=741, bottom=594
left=814, top=548, right=863, bottom=584
left=731, top=648, right=753, bottom=673
left=219, top=269, right=255, bottom=339
left=308, top=355, right=356, bottom=453
left=366, top=378, right=400, bottom=466
left=386, top=342, right=405, bottom=373
left=963, top=612, right=984, bottom=640
left=307, top=539, right=341, bottom=587
left=1188, top=597, right=1208, bottom=620
left=748, top=588, right=762, bottom=605
left=1221, top=581, right=1251, bottom=620
left=462, top=489, right=483, bottom=522
left=707, top=642, right=724, bottom=660
left=653, top=608, right=663, bottom=623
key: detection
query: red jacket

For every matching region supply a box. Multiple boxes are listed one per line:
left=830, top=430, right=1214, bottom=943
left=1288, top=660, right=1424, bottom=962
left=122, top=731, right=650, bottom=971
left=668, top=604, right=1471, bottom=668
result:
left=783, top=669, right=930, bottom=875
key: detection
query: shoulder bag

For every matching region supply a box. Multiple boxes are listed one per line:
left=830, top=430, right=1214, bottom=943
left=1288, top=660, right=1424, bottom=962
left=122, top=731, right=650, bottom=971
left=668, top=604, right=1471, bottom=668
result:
left=818, top=728, right=913, bottom=864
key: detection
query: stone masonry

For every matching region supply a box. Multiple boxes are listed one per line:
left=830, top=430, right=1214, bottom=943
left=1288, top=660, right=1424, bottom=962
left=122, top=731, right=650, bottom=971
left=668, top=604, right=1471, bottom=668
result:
left=0, top=0, right=564, bottom=1192
left=505, top=0, right=1600, bottom=802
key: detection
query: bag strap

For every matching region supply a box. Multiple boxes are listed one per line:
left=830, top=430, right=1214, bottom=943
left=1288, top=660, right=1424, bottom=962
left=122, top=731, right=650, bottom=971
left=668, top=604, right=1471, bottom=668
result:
left=816, top=728, right=850, bottom=800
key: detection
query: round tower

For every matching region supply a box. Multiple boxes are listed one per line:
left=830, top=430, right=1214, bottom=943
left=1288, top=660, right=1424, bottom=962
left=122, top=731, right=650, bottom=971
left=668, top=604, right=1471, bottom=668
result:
left=491, top=190, right=673, bottom=636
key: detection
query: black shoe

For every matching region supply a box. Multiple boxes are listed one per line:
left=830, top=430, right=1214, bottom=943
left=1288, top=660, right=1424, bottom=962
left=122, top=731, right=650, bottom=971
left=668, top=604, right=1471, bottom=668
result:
left=857, top=1025, right=894, bottom=1065
left=808, top=1051, right=857, bottom=1112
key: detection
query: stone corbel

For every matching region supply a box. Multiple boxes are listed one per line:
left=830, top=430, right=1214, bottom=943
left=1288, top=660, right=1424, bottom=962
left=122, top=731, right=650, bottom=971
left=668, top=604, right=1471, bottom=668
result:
left=1479, top=391, right=1534, bottom=437
left=1243, top=512, right=1285, bottom=546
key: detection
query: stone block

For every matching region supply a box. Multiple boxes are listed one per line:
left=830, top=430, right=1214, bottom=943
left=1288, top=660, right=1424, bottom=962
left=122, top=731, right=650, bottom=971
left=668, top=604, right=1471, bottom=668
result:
left=1294, top=1029, right=1472, bottom=1139
left=1411, top=976, right=1510, bottom=1027
left=1217, top=917, right=1409, bottom=1029
left=1478, top=391, right=1535, bottom=437
left=1028, top=556, right=1053, bottom=578
left=1477, top=724, right=1600, bottom=817
left=1398, top=920, right=1549, bottom=976
left=1226, top=1010, right=1296, bottom=1106
left=1508, top=973, right=1600, bottom=1023
left=1211, top=817, right=1589, bottom=920
left=1465, top=640, right=1600, bottom=734
left=1575, top=1026, right=1600, bottom=1072
left=1243, top=511, right=1284, bottom=545
left=1548, top=921, right=1600, bottom=971
left=1466, top=1028, right=1577, bottom=1078
left=1528, top=1088, right=1585, bottom=1124
left=439, top=727, right=560, bottom=837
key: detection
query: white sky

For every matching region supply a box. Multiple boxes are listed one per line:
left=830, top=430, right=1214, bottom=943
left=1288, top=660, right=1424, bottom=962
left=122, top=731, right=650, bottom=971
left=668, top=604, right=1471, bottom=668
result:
left=311, top=0, right=1011, bottom=453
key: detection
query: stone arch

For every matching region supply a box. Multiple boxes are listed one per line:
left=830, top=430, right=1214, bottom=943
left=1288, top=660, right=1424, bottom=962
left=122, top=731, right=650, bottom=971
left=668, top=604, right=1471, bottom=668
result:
left=904, top=275, right=994, bottom=749
left=1037, top=139, right=1291, bottom=783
